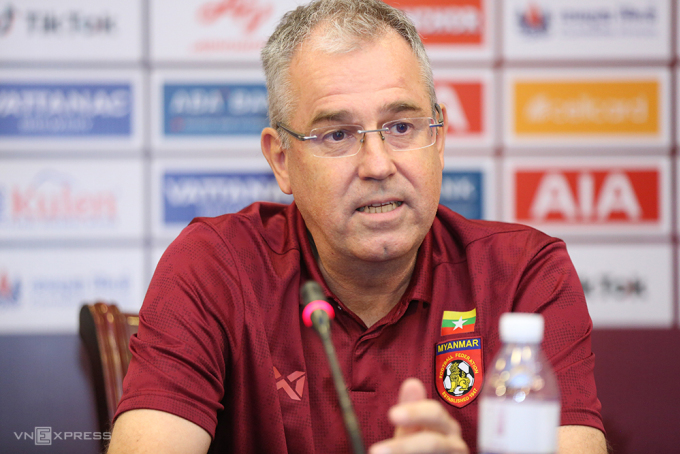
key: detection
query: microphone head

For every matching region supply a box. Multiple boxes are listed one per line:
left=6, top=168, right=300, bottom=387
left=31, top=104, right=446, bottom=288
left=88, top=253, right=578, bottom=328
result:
left=300, top=280, right=325, bottom=307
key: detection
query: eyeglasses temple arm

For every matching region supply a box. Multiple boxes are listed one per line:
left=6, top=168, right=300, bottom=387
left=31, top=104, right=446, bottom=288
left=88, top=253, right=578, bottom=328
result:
left=276, top=122, right=317, bottom=141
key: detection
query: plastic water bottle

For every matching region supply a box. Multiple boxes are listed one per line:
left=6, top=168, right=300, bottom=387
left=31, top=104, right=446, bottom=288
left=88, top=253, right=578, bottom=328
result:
left=478, top=313, right=560, bottom=454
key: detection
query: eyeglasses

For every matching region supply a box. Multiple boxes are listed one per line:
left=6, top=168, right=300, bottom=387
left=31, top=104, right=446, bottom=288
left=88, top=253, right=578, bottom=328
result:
left=277, top=104, right=444, bottom=158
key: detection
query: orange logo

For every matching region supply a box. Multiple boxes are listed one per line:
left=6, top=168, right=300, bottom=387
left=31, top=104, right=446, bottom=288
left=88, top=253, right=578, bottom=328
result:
left=274, top=366, right=306, bottom=401
left=435, top=81, right=483, bottom=136
left=515, top=168, right=660, bottom=224
left=513, top=80, right=660, bottom=136
left=385, top=0, right=484, bottom=45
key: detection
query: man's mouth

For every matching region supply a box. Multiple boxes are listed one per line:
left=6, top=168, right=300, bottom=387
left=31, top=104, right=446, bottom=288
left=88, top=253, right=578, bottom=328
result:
left=356, top=201, right=403, bottom=214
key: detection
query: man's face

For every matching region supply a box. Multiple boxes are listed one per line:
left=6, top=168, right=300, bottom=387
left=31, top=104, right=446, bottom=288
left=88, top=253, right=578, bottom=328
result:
left=271, top=30, right=445, bottom=266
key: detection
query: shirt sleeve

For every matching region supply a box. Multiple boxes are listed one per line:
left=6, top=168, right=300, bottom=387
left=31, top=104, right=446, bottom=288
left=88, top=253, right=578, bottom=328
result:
left=513, top=239, right=604, bottom=433
left=114, top=220, right=244, bottom=438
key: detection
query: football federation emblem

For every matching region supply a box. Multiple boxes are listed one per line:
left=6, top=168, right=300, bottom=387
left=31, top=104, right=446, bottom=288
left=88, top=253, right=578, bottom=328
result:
left=435, top=337, right=483, bottom=408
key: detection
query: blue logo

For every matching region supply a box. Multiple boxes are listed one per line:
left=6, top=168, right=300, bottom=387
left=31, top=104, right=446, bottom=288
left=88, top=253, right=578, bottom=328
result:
left=440, top=171, right=484, bottom=220
left=163, top=83, right=268, bottom=136
left=163, top=172, right=293, bottom=224
left=0, top=83, right=132, bottom=137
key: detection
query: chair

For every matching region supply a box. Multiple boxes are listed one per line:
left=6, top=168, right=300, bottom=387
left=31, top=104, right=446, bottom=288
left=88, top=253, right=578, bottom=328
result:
left=79, top=302, right=139, bottom=436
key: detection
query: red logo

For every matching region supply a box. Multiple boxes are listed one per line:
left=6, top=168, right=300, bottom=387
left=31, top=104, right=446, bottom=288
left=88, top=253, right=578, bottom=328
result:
left=435, top=337, right=483, bottom=408
left=274, top=367, right=306, bottom=401
left=515, top=168, right=660, bottom=224
left=196, top=0, right=273, bottom=34
left=435, top=80, right=483, bottom=136
left=10, top=173, right=117, bottom=223
left=385, top=0, right=484, bottom=45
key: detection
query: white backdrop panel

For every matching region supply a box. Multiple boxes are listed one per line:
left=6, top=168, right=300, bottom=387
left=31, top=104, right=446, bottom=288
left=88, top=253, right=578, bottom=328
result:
left=503, top=0, right=671, bottom=62
left=568, top=243, right=673, bottom=328
left=0, top=247, right=146, bottom=334
left=0, top=0, right=142, bottom=62
left=0, top=158, right=144, bottom=240
left=0, top=69, right=145, bottom=152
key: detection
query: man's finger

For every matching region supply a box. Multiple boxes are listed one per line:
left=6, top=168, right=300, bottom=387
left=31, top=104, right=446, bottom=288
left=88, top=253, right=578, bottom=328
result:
left=393, top=378, right=428, bottom=437
left=398, top=378, right=428, bottom=403
left=390, top=400, right=462, bottom=436
left=370, top=430, right=469, bottom=454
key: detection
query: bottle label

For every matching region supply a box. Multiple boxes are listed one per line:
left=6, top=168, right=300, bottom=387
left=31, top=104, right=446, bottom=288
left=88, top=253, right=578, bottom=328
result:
left=478, top=399, right=560, bottom=453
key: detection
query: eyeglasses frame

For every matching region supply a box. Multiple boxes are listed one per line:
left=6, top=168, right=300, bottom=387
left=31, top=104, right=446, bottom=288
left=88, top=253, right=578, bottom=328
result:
left=276, top=103, right=445, bottom=157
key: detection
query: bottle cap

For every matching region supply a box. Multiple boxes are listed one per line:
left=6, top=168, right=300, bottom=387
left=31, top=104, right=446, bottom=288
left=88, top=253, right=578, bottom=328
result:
left=499, top=313, right=544, bottom=343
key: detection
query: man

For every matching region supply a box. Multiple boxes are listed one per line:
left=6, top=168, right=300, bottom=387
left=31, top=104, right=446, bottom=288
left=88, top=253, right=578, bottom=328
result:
left=108, top=1, right=607, bottom=453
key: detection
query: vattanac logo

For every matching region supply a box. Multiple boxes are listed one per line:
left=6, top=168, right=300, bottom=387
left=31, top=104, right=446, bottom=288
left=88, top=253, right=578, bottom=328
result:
left=14, top=427, right=111, bottom=445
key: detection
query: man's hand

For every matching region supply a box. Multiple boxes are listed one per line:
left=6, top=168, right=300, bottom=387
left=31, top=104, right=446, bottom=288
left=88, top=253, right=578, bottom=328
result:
left=369, top=378, right=469, bottom=454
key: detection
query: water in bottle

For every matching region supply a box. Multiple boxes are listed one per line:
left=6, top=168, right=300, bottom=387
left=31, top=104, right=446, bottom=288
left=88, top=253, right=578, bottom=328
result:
left=478, top=313, right=560, bottom=454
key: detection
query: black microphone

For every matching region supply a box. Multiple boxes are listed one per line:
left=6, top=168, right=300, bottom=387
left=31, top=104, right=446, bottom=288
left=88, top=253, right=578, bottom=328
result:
left=300, top=281, right=365, bottom=454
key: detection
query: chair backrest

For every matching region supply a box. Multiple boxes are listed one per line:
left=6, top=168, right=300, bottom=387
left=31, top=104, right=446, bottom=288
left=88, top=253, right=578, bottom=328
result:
left=79, top=302, right=139, bottom=433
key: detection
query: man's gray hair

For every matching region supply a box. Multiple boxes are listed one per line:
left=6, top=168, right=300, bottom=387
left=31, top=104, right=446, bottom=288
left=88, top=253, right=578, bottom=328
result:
left=261, top=0, right=436, bottom=148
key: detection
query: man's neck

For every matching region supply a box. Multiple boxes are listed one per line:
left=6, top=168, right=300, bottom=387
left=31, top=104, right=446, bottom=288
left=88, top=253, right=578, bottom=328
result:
left=314, top=245, right=418, bottom=328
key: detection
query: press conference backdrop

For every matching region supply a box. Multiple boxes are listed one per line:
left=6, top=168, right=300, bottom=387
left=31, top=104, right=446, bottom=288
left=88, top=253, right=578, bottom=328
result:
left=0, top=0, right=678, bottom=453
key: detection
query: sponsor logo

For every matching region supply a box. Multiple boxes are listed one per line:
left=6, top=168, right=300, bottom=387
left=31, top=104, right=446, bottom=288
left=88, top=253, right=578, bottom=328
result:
left=517, top=3, right=550, bottom=35
left=29, top=274, right=131, bottom=307
left=163, top=172, right=292, bottom=223
left=163, top=83, right=267, bottom=136
left=0, top=5, right=117, bottom=37
left=435, top=81, right=483, bottom=136
left=274, top=366, right=305, bottom=401
left=0, top=4, right=15, bottom=37
left=0, top=83, right=132, bottom=137
left=514, top=80, right=659, bottom=136
left=440, top=171, right=483, bottom=220
left=0, top=270, right=21, bottom=306
left=196, top=0, right=273, bottom=35
left=435, top=337, right=483, bottom=408
left=386, top=0, right=483, bottom=45
left=561, top=5, right=657, bottom=37
left=0, top=169, right=118, bottom=226
left=13, top=427, right=111, bottom=445
left=441, top=309, right=476, bottom=336
left=514, top=168, right=659, bottom=225
left=581, top=273, right=647, bottom=301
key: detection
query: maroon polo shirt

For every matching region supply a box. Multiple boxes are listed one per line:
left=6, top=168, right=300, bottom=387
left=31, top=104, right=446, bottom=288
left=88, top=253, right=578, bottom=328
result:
left=116, top=202, right=603, bottom=453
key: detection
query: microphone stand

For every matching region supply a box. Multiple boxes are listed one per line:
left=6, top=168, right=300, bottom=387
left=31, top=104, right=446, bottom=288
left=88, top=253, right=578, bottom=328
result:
left=301, top=281, right=366, bottom=454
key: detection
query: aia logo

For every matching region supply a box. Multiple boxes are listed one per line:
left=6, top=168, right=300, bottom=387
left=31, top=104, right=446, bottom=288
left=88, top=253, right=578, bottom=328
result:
left=518, top=3, right=550, bottom=35
left=435, top=81, right=483, bottom=136
left=196, top=0, right=273, bottom=34
left=274, top=367, right=305, bottom=401
left=513, top=167, right=662, bottom=225
left=0, top=271, right=21, bottom=306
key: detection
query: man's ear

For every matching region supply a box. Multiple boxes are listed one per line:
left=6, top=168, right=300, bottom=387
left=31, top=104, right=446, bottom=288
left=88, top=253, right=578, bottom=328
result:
left=261, top=126, right=292, bottom=195
left=435, top=103, right=448, bottom=168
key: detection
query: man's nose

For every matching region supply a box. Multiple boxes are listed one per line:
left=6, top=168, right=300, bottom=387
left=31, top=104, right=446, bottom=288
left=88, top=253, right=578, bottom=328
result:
left=356, top=130, right=396, bottom=180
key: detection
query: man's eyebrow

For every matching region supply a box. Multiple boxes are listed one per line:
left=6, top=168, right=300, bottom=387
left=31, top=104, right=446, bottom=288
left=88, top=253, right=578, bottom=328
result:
left=309, top=110, right=353, bottom=128
left=383, top=101, right=427, bottom=116
left=307, top=102, right=428, bottom=128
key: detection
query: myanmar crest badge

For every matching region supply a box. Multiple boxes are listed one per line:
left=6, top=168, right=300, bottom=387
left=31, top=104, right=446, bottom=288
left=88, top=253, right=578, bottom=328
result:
left=435, top=337, right=483, bottom=408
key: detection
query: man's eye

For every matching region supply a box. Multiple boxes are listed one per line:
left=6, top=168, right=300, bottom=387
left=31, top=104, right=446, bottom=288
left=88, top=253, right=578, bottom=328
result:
left=391, top=122, right=413, bottom=134
left=324, top=130, right=349, bottom=142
